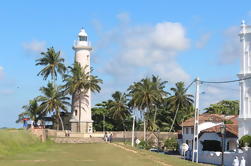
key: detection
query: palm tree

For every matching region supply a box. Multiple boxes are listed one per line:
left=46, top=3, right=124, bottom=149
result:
left=16, top=99, right=43, bottom=124
left=64, top=62, right=103, bottom=132
left=151, top=75, right=169, bottom=124
left=128, top=75, right=167, bottom=140
left=168, top=82, right=194, bottom=132
left=37, top=82, right=70, bottom=130
left=36, top=47, right=66, bottom=84
left=110, top=91, right=130, bottom=143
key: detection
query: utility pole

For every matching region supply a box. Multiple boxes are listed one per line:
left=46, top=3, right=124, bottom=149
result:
left=192, top=77, right=200, bottom=163
left=131, top=112, right=135, bottom=147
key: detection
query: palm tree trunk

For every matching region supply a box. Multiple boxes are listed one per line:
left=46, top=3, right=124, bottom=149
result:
left=169, top=104, right=180, bottom=132
left=58, top=112, right=65, bottom=131
left=56, top=116, right=59, bottom=130
left=143, top=116, right=146, bottom=141
left=153, top=106, right=157, bottom=127
left=123, top=122, right=126, bottom=144
left=78, top=92, right=81, bottom=133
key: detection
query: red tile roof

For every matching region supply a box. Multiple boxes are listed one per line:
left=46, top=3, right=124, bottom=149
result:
left=201, top=124, right=238, bottom=137
left=181, top=114, right=224, bottom=127
left=181, top=114, right=238, bottom=127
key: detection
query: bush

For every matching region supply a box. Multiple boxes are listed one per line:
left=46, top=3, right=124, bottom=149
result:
left=137, top=140, right=153, bottom=150
left=239, top=135, right=251, bottom=147
left=164, top=138, right=178, bottom=151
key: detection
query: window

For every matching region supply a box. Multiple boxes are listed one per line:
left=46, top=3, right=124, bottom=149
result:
left=75, top=110, right=77, bottom=116
left=185, top=127, right=189, bottom=134
left=191, top=127, right=194, bottom=134
left=201, top=140, right=221, bottom=151
left=79, top=36, right=87, bottom=41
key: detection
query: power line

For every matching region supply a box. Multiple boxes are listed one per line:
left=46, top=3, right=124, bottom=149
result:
left=185, top=79, right=196, bottom=92
left=201, top=76, right=251, bottom=84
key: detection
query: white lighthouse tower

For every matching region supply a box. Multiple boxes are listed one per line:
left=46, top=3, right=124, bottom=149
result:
left=70, top=28, right=93, bottom=133
left=238, top=20, right=251, bottom=138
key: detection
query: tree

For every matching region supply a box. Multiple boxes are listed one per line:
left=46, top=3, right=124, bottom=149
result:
left=36, top=47, right=66, bottom=84
left=64, top=62, right=102, bottom=132
left=110, top=92, right=130, bottom=129
left=204, top=100, right=239, bottom=115
left=16, top=99, right=43, bottom=124
left=37, top=82, right=70, bottom=130
left=128, top=75, right=168, bottom=140
left=92, top=100, right=113, bottom=131
left=168, top=82, right=193, bottom=132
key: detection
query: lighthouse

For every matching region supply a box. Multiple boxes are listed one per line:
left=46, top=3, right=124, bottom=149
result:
left=238, top=20, right=251, bottom=138
left=70, top=28, right=93, bottom=133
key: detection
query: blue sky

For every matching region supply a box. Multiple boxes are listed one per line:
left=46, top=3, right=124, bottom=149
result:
left=0, top=0, right=249, bottom=127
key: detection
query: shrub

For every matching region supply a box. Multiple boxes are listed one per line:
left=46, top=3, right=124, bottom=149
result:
left=239, top=135, right=251, bottom=147
left=137, top=140, right=153, bottom=150
left=164, top=138, right=178, bottom=151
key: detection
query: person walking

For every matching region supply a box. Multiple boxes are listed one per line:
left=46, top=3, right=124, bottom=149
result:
left=109, top=132, right=113, bottom=143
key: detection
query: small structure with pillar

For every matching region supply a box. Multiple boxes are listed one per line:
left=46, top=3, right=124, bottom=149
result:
left=238, top=20, right=251, bottom=138
left=69, top=28, right=93, bottom=133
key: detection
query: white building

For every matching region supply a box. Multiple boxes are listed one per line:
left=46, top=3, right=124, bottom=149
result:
left=179, top=114, right=238, bottom=160
left=70, top=28, right=93, bottom=133
left=238, top=20, right=251, bottom=138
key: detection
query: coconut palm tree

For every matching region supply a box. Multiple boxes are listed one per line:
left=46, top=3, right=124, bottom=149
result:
left=128, top=75, right=167, bottom=140
left=168, top=82, right=194, bottom=132
left=64, top=62, right=103, bottom=132
left=110, top=91, right=130, bottom=142
left=110, top=92, right=130, bottom=126
left=36, top=47, right=66, bottom=84
left=16, top=99, right=43, bottom=124
left=37, top=82, right=70, bottom=130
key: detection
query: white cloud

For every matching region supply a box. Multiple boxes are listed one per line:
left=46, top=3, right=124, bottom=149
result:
left=102, top=21, right=190, bottom=84
left=92, top=13, right=192, bottom=105
left=195, top=33, right=210, bottom=48
left=22, top=40, right=46, bottom=55
left=0, top=66, right=4, bottom=80
left=219, top=26, right=240, bottom=64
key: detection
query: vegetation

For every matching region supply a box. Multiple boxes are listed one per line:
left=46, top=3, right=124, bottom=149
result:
left=16, top=99, right=43, bottom=124
left=204, top=100, right=239, bottom=115
left=239, top=135, right=251, bottom=147
left=92, top=76, right=195, bottom=134
left=0, top=140, right=204, bottom=166
left=37, top=83, right=70, bottom=130
left=36, top=47, right=66, bottom=83
left=168, top=82, right=193, bottom=132
left=164, top=137, right=178, bottom=151
left=0, top=129, right=51, bottom=157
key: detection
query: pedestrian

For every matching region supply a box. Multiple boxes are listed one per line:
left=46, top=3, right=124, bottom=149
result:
left=104, top=132, right=108, bottom=142
left=109, top=132, right=113, bottom=143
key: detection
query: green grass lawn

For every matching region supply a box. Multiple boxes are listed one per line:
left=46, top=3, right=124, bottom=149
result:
left=0, top=130, right=209, bottom=166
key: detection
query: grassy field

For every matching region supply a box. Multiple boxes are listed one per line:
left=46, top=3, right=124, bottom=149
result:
left=0, top=130, right=208, bottom=166
left=0, top=129, right=51, bottom=157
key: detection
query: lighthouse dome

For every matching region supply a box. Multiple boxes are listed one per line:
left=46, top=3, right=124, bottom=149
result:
left=78, top=28, right=88, bottom=37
